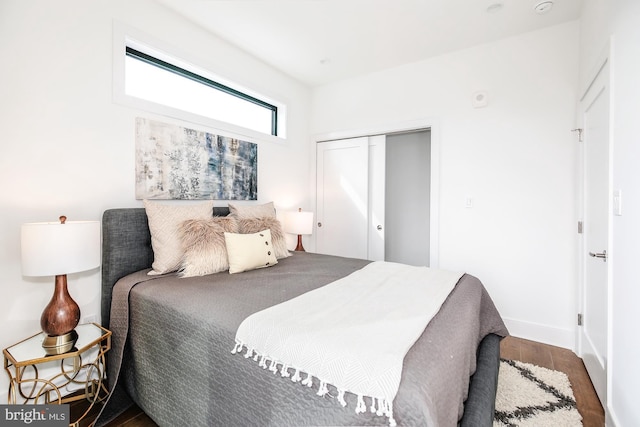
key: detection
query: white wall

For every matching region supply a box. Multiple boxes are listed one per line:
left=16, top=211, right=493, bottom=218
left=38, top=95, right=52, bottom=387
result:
left=580, top=1, right=640, bottom=426
left=311, top=22, right=581, bottom=348
left=0, top=0, right=311, bottom=402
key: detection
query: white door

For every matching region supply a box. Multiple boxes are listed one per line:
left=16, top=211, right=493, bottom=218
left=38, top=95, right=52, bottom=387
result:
left=368, top=135, right=386, bottom=261
left=579, top=59, right=610, bottom=406
left=316, top=138, right=369, bottom=258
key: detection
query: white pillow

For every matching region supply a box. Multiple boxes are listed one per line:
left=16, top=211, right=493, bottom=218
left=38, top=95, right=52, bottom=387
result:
left=144, top=200, right=214, bottom=275
left=228, top=202, right=276, bottom=219
left=224, top=229, right=278, bottom=274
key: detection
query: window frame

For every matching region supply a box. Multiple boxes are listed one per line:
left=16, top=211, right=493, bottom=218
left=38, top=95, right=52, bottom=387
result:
left=125, top=47, right=278, bottom=136
left=113, top=22, right=286, bottom=142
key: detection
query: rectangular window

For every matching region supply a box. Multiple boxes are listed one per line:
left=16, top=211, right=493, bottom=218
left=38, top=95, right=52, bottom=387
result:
left=125, top=47, right=278, bottom=136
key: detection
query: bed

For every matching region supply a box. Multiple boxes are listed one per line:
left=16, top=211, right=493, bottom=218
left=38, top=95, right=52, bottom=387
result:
left=96, top=206, right=508, bottom=427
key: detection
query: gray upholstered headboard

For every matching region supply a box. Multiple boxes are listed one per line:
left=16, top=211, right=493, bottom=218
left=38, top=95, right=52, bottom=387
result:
left=101, top=206, right=230, bottom=328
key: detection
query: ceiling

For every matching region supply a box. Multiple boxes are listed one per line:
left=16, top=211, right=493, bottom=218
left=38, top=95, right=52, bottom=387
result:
left=155, top=0, right=584, bottom=87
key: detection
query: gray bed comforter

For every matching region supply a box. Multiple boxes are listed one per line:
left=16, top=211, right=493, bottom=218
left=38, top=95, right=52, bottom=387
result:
left=97, top=252, right=507, bottom=427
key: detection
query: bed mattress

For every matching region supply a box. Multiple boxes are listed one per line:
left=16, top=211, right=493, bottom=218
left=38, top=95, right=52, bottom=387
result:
left=98, top=252, right=507, bottom=426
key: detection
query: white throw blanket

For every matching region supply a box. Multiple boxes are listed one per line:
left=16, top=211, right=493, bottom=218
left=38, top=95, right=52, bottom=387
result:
left=232, top=261, right=463, bottom=426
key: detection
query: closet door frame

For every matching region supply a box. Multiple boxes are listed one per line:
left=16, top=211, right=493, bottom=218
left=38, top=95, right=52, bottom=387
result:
left=313, top=118, right=440, bottom=268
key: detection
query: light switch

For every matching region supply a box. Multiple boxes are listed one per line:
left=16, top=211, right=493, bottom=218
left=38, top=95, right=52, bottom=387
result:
left=465, top=196, right=473, bottom=208
left=613, top=190, right=622, bottom=216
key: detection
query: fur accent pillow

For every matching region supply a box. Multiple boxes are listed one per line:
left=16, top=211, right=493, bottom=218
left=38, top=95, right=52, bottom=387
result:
left=237, top=217, right=290, bottom=259
left=144, top=200, right=214, bottom=275
left=224, top=229, right=278, bottom=274
left=179, top=217, right=239, bottom=277
left=228, top=202, right=276, bottom=219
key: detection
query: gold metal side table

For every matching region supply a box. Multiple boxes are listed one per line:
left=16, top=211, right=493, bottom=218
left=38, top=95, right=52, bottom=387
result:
left=3, top=323, right=111, bottom=427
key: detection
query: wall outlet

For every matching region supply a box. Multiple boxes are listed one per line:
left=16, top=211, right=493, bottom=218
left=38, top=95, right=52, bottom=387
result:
left=83, top=314, right=98, bottom=325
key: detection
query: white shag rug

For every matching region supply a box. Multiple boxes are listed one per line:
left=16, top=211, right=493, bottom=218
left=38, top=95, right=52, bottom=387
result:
left=494, top=359, right=583, bottom=427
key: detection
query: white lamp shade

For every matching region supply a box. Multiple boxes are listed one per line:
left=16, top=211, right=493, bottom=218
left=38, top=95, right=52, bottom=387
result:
left=284, top=210, right=314, bottom=235
left=21, top=220, right=101, bottom=277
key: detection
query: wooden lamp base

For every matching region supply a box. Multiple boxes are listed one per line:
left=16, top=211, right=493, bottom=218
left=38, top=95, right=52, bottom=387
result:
left=40, top=274, right=80, bottom=354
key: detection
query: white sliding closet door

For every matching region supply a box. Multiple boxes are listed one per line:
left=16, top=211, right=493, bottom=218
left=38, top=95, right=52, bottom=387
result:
left=316, top=128, right=432, bottom=265
left=367, top=135, right=386, bottom=261
left=316, top=138, right=370, bottom=259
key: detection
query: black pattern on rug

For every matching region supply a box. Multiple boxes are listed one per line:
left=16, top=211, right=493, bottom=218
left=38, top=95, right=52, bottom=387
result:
left=494, top=358, right=582, bottom=427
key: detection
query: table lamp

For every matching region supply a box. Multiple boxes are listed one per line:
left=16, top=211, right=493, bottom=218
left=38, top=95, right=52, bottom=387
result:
left=284, top=208, right=314, bottom=252
left=21, top=216, right=101, bottom=355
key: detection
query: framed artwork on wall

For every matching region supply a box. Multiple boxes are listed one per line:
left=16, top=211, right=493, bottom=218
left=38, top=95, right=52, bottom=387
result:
left=135, top=117, right=258, bottom=200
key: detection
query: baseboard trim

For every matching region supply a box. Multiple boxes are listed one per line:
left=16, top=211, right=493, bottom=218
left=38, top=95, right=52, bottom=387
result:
left=503, top=317, right=575, bottom=350
left=605, top=402, right=619, bottom=427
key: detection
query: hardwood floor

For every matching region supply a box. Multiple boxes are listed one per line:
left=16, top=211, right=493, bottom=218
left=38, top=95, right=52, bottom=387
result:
left=99, top=336, right=604, bottom=426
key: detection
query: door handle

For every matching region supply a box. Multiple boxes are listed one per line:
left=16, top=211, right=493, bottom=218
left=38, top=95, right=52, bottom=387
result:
left=589, top=250, right=607, bottom=261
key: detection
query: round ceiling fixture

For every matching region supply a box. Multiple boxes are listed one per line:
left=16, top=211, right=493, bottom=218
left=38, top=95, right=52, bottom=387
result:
left=534, top=1, right=554, bottom=14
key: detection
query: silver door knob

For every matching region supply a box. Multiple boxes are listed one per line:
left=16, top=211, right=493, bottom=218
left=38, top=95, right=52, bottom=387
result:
left=377, top=225, right=383, bottom=231
left=589, top=250, right=607, bottom=261
left=317, top=222, right=322, bottom=228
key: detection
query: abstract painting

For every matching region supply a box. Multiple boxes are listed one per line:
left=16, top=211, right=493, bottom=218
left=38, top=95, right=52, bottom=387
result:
left=135, top=118, right=257, bottom=200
